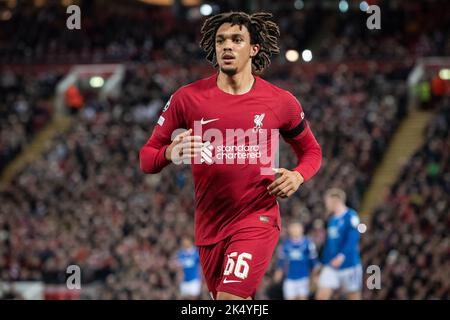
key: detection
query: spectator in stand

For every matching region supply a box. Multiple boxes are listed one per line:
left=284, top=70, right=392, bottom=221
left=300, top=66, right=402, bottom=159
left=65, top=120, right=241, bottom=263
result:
left=65, top=84, right=84, bottom=115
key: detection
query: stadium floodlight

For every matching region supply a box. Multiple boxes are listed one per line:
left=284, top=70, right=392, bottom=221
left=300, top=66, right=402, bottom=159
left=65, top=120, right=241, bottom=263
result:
left=339, top=0, right=349, bottom=13
left=200, top=4, right=212, bottom=16
left=359, top=1, right=369, bottom=12
left=301, top=49, right=312, bottom=62
left=89, top=76, right=104, bottom=88
left=286, top=49, right=299, bottom=62
left=294, top=0, right=304, bottom=10
left=439, top=68, right=450, bottom=80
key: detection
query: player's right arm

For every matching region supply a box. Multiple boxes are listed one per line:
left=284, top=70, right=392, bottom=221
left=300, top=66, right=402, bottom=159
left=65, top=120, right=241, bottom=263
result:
left=139, top=91, right=202, bottom=173
left=331, top=212, right=360, bottom=268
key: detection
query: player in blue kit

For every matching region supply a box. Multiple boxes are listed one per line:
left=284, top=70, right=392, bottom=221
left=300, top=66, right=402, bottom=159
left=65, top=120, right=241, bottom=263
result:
left=316, top=188, right=363, bottom=300
left=274, top=222, right=319, bottom=300
left=176, top=237, right=202, bottom=299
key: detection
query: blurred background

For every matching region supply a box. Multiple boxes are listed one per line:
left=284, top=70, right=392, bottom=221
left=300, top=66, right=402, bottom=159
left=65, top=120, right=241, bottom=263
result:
left=0, top=0, right=449, bottom=300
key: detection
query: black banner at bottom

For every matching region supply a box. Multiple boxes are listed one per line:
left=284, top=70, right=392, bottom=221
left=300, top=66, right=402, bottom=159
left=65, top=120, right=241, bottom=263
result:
left=0, top=300, right=446, bottom=319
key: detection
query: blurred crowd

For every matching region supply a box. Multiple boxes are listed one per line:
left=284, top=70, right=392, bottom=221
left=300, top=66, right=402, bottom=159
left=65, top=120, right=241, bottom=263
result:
left=0, top=0, right=449, bottom=64
left=0, top=0, right=449, bottom=300
left=0, top=71, right=61, bottom=172
left=315, top=1, right=450, bottom=61
left=0, top=64, right=202, bottom=299
left=360, top=98, right=450, bottom=299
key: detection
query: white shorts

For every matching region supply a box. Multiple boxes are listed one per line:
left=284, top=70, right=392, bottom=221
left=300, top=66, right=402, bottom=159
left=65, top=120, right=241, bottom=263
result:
left=318, top=265, right=362, bottom=293
left=180, top=279, right=202, bottom=297
left=283, top=277, right=310, bottom=299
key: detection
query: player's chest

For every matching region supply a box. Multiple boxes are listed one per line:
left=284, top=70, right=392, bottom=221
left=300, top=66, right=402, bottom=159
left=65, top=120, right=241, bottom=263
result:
left=187, top=98, right=280, bottom=132
left=328, top=220, right=345, bottom=239
left=287, top=245, right=306, bottom=260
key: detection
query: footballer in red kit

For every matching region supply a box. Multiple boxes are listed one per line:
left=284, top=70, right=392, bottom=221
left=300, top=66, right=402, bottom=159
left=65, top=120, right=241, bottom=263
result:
left=140, top=12, right=322, bottom=300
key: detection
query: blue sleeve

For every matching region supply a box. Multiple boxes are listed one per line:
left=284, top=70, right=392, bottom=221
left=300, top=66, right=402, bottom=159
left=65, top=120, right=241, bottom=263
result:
left=176, top=251, right=182, bottom=266
left=339, top=213, right=359, bottom=258
left=276, top=244, right=286, bottom=269
left=307, top=240, right=319, bottom=269
left=195, top=248, right=200, bottom=263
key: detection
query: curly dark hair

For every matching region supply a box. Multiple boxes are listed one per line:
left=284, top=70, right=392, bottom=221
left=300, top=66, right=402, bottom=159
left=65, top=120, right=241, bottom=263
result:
left=199, top=11, right=280, bottom=73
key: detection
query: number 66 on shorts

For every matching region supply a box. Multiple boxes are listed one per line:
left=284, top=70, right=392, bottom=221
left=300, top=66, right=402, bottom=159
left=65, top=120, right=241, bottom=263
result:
left=224, top=252, right=252, bottom=279
left=198, top=225, right=280, bottom=299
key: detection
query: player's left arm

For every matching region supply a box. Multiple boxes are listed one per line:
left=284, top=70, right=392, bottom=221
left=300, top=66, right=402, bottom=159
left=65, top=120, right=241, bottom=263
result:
left=268, top=92, right=322, bottom=198
left=307, top=240, right=320, bottom=271
left=274, top=244, right=286, bottom=283
left=172, top=251, right=184, bottom=284
left=331, top=214, right=360, bottom=268
left=307, top=240, right=322, bottom=283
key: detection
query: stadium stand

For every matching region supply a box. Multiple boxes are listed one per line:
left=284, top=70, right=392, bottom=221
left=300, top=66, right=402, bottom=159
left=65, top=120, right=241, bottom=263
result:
left=0, top=0, right=449, bottom=299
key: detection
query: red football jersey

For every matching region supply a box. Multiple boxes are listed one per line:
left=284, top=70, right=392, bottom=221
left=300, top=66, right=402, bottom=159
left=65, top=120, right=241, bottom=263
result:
left=140, top=74, right=321, bottom=245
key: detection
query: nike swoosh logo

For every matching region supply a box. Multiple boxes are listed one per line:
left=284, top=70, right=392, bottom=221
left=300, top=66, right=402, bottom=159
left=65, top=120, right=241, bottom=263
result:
left=223, top=278, right=242, bottom=284
left=200, top=118, right=219, bottom=125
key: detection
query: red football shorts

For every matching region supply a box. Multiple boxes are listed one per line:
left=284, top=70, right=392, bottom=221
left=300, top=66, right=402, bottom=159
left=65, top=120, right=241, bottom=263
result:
left=198, top=224, right=280, bottom=299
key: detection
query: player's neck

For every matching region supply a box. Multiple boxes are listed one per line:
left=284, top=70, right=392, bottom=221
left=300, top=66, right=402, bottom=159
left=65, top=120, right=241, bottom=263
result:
left=334, top=205, right=348, bottom=217
left=216, top=70, right=255, bottom=95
